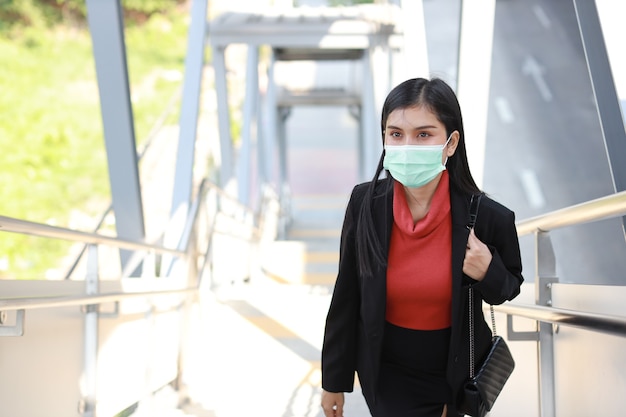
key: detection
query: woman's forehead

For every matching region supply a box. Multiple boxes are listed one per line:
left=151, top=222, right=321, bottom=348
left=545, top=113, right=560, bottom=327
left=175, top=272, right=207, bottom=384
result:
left=386, top=106, right=441, bottom=128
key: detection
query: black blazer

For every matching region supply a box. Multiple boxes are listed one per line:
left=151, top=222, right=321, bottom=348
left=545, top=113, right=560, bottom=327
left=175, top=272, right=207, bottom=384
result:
left=321, top=177, right=523, bottom=407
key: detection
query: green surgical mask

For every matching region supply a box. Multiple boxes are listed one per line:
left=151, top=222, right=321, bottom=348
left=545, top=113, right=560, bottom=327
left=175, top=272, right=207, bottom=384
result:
left=383, top=135, right=451, bottom=188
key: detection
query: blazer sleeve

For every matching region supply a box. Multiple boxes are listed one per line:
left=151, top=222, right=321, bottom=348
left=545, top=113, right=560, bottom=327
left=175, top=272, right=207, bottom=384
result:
left=472, top=198, right=524, bottom=305
left=321, top=185, right=362, bottom=393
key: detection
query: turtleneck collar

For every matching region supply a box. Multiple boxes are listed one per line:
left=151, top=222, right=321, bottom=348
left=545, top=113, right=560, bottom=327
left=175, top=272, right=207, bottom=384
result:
left=392, top=170, right=451, bottom=238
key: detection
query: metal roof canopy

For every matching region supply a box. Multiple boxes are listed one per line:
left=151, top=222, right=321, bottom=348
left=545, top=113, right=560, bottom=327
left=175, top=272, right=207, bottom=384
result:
left=207, top=5, right=401, bottom=215
left=208, top=6, right=398, bottom=49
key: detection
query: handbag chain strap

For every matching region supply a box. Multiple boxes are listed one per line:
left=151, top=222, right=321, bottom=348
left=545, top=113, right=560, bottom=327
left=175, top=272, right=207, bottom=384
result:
left=467, top=193, right=497, bottom=378
left=469, top=287, right=475, bottom=378
left=468, top=288, right=498, bottom=378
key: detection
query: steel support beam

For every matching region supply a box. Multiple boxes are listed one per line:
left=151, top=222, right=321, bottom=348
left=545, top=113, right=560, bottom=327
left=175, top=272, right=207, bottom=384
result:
left=163, top=0, right=209, bottom=276
left=573, top=0, right=626, bottom=235
left=456, top=0, right=496, bottom=189
left=213, top=46, right=234, bottom=187
left=237, top=46, right=260, bottom=206
left=276, top=106, right=292, bottom=238
left=171, top=0, right=209, bottom=222
left=85, top=0, right=145, bottom=271
left=277, top=107, right=291, bottom=203
left=361, top=48, right=380, bottom=182
left=400, top=0, right=429, bottom=80
left=262, top=50, right=278, bottom=187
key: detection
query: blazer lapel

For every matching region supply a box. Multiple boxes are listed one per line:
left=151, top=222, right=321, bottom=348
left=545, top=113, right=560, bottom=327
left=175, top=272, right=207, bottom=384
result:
left=363, top=181, right=394, bottom=327
left=450, top=188, right=471, bottom=334
left=374, top=182, right=394, bottom=272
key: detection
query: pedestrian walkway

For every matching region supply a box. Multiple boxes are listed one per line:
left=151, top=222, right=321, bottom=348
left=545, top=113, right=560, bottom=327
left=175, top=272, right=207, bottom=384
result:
left=129, top=99, right=370, bottom=417
left=154, top=276, right=371, bottom=417
left=175, top=101, right=370, bottom=415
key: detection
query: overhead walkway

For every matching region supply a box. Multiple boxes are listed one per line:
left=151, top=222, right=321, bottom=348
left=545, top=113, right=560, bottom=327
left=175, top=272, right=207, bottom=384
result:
left=206, top=3, right=403, bottom=220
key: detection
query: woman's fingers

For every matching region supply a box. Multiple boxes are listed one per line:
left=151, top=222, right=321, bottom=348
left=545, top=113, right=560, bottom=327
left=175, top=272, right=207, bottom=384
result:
left=321, top=391, right=344, bottom=417
left=464, top=229, right=492, bottom=280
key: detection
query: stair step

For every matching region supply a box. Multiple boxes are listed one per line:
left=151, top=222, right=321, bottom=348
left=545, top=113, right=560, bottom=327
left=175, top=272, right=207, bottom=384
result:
left=260, top=240, right=339, bottom=285
left=287, top=228, right=341, bottom=239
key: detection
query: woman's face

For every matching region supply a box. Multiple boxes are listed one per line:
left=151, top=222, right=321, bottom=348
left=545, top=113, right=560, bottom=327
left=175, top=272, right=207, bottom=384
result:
left=384, top=106, right=459, bottom=159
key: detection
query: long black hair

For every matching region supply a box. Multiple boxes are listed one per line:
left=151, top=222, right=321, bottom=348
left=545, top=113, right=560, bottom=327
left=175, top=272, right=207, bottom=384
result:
left=355, top=77, right=480, bottom=278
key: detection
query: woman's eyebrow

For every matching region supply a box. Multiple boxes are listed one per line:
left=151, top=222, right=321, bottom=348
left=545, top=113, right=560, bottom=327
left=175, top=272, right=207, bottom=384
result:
left=411, top=124, right=438, bottom=130
left=386, top=124, right=438, bottom=131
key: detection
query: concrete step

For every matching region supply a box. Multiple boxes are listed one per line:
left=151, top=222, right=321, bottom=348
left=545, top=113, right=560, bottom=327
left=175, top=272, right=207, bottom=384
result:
left=261, top=193, right=345, bottom=285
left=260, top=240, right=339, bottom=285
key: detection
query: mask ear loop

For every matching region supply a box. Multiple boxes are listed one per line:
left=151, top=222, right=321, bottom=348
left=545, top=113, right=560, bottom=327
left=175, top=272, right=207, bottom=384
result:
left=443, top=132, right=453, bottom=165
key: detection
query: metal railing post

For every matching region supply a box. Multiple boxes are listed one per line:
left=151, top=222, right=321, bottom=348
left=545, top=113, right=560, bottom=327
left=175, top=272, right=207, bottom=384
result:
left=80, top=244, right=99, bottom=416
left=174, top=245, right=195, bottom=405
left=535, top=231, right=557, bottom=417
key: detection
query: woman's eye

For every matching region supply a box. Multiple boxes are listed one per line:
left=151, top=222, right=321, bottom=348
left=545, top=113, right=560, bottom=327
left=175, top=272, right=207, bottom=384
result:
left=390, top=132, right=401, bottom=138
left=418, top=132, right=429, bottom=138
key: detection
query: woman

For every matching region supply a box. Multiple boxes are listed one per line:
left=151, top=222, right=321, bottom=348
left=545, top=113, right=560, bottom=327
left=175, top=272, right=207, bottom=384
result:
left=321, top=78, right=523, bottom=417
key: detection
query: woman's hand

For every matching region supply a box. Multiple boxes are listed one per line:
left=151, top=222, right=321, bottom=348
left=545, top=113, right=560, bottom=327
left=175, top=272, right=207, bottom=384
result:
left=463, top=228, right=492, bottom=281
left=321, top=390, right=345, bottom=417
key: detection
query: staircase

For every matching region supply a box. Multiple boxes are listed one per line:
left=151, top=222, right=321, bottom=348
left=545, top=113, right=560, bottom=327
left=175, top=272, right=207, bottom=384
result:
left=262, top=193, right=344, bottom=286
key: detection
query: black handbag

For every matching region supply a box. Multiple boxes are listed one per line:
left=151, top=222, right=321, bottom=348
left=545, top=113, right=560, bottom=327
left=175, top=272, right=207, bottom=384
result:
left=458, top=194, right=515, bottom=417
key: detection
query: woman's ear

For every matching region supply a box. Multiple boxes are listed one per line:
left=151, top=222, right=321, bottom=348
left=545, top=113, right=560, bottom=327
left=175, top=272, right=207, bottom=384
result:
left=447, top=131, right=460, bottom=157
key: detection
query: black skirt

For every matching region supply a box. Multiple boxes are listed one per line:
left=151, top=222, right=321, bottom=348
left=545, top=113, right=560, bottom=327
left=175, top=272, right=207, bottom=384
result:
left=370, top=321, right=454, bottom=417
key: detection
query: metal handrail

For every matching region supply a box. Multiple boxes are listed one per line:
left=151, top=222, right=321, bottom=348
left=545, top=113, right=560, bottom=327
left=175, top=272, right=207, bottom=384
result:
left=0, top=176, right=273, bottom=316
left=498, top=190, right=626, bottom=341
left=0, top=180, right=262, bottom=261
left=494, top=302, right=626, bottom=338
left=0, top=287, right=196, bottom=312
left=0, top=215, right=184, bottom=257
left=516, top=190, right=626, bottom=236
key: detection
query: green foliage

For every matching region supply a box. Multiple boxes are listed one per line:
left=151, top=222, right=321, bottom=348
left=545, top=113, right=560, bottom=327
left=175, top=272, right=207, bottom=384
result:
left=123, top=0, right=183, bottom=15
left=0, top=3, right=188, bottom=279
left=0, top=0, right=186, bottom=32
left=0, top=0, right=45, bottom=30
left=125, top=10, right=189, bottom=142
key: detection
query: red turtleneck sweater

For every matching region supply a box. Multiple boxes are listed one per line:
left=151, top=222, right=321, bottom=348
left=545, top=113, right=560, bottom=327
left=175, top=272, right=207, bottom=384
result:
left=386, top=171, right=452, bottom=330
